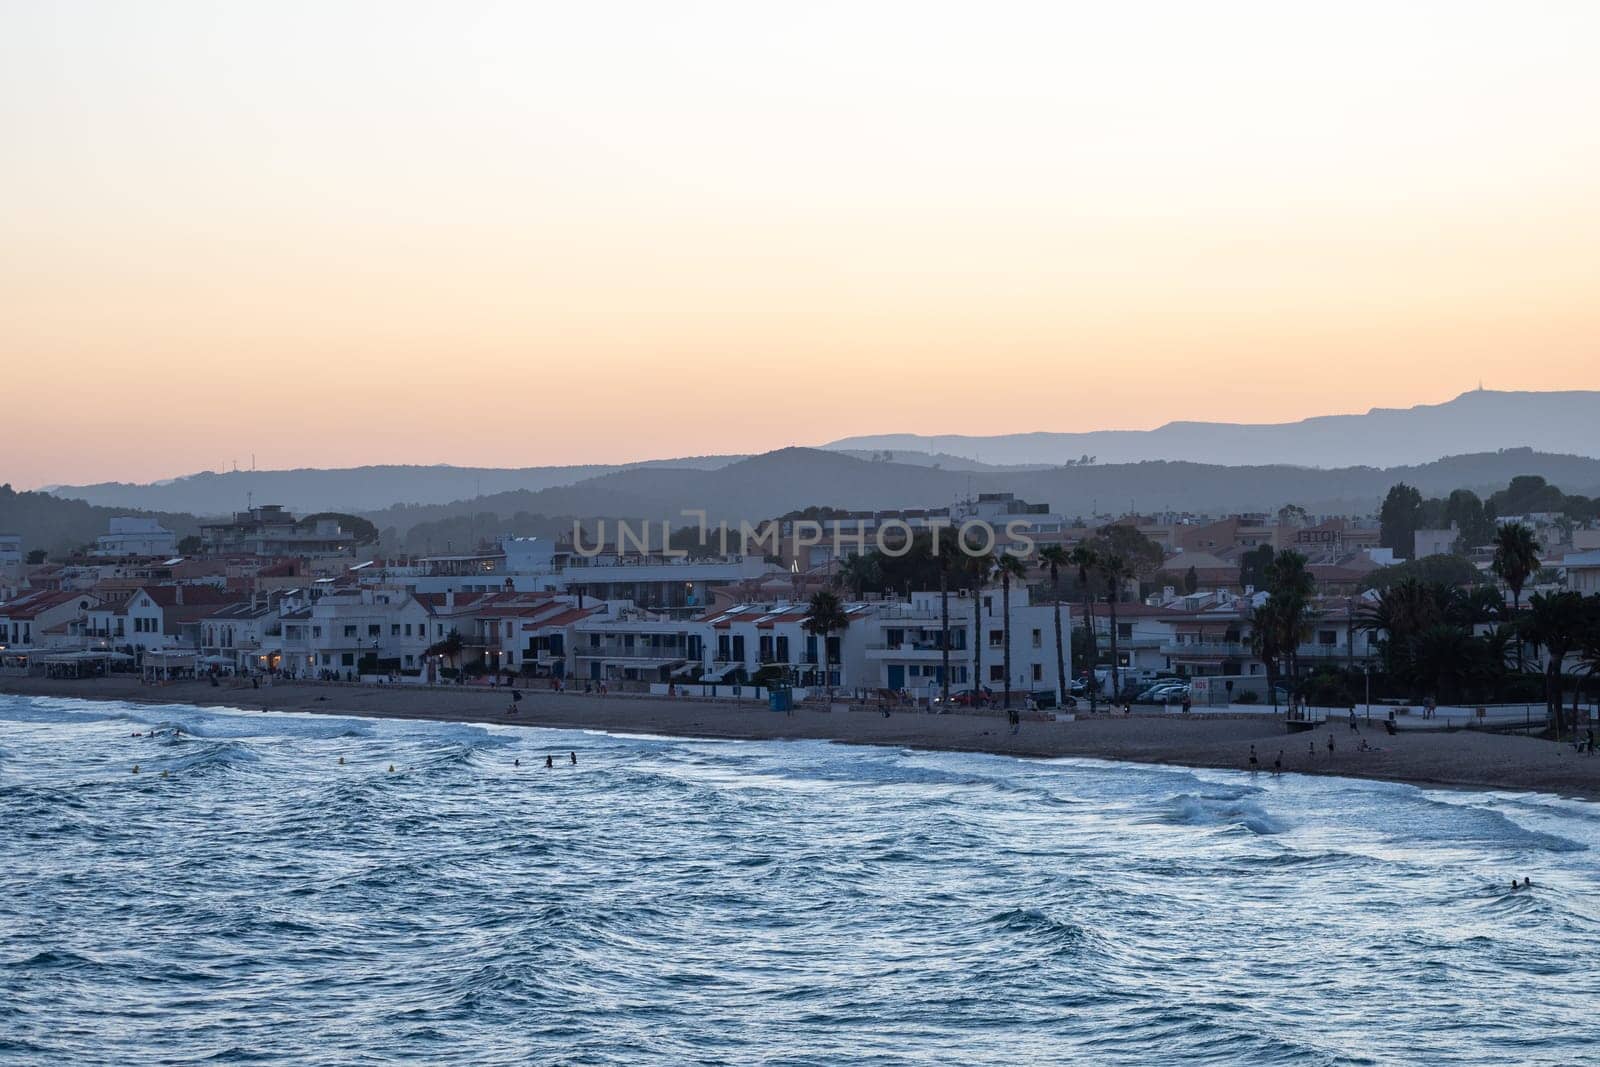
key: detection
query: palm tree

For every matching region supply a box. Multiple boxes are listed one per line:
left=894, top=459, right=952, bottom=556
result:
left=1519, top=591, right=1586, bottom=738
left=1068, top=544, right=1100, bottom=711
left=1037, top=544, right=1070, bottom=709
left=1263, top=550, right=1315, bottom=697
left=1492, top=522, right=1540, bottom=671
left=967, top=549, right=996, bottom=704
left=935, top=528, right=962, bottom=708
left=833, top=552, right=882, bottom=598
left=803, top=590, right=850, bottom=698
left=426, top=628, right=464, bottom=675
left=993, top=553, right=1028, bottom=710
left=1097, top=553, right=1133, bottom=702
left=1248, top=598, right=1285, bottom=710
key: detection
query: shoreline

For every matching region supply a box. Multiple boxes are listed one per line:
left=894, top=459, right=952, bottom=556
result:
left=3, top=676, right=1597, bottom=801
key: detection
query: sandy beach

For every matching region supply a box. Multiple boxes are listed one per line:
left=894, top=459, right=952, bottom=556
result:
left=3, top=675, right=1597, bottom=800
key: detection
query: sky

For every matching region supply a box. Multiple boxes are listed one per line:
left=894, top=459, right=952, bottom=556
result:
left=3, top=1, right=1599, bottom=488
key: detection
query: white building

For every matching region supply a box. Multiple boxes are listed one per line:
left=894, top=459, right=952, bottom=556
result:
left=281, top=587, right=432, bottom=677
left=93, top=517, right=178, bottom=558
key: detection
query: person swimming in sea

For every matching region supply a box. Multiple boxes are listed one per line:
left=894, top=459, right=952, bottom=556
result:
left=545, top=754, right=554, bottom=769
left=569, top=752, right=577, bottom=765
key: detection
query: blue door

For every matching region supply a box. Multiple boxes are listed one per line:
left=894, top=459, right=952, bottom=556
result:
left=887, top=665, right=905, bottom=689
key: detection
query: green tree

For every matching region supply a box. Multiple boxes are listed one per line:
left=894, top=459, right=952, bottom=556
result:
left=967, top=549, right=997, bottom=700
left=1037, top=544, right=1071, bottom=708
left=25, top=548, right=47, bottom=565
left=1492, top=522, right=1540, bottom=670
left=833, top=552, right=881, bottom=598
left=1264, top=550, right=1316, bottom=696
left=1238, top=543, right=1275, bottom=593
left=1068, top=543, right=1101, bottom=710
left=1182, top=564, right=1199, bottom=595
left=1380, top=483, right=1424, bottom=560
left=803, top=590, right=850, bottom=697
left=176, top=535, right=202, bottom=556
left=425, top=628, right=464, bottom=671
left=301, top=512, right=379, bottom=545
left=1096, top=552, right=1134, bottom=700
left=1519, top=591, right=1588, bottom=738
left=994, top=553, right=1028, bottom=709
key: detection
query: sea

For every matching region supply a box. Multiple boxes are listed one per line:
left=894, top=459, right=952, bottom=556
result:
left=1, top=694, right=1597, bottom=1066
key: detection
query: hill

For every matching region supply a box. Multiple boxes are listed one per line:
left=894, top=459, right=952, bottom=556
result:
left=824, top=389, right=1600, bottom=468
left=0, top=485, right=201, bottom=558
left=362, top=446, right=1600, bottom=538
left=47, top=456, right=745, bottom=515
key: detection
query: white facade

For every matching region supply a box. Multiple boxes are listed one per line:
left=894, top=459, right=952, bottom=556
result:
left=93, top=517, right=178, bottom=558
left=281, top=588, right=432, bottom=676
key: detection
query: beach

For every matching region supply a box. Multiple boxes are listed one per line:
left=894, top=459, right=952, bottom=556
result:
left=4, top=675, right=1596, bottom=800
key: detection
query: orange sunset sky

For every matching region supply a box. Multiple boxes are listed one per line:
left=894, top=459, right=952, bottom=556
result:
left=3, top=1, right=1599, bottom=489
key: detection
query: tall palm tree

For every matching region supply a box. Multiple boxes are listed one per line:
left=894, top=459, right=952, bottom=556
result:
left=935, top=527, right=962, bottom=708
left=1037, top=544, right=1070, bottom=708
left=1097, top=553, right=1133, bottom=702
left=803, top=590, right=850, bottom=698
left=993, top=553, right=1028, bottom=709
left=1068, top=544, right=1100, bottom=711
left=1263, top=550, right=1315, bottom=697
left=1248, top=598, right=1285, bottom=711
left=1492, top=522, right=1540, bottom=671
left=967, top=548, right=996, bottom=703
left=1519, top=590, right=1585, bottom=738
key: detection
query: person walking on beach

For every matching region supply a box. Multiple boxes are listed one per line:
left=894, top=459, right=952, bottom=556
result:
left=1326, top=733, right=1336, bottom=755
left=1273, top=750, right=1283, bottom=775
left=1308, top=739, right=1315, bottom=761
left=1248, top=745, right=1258, bottom=771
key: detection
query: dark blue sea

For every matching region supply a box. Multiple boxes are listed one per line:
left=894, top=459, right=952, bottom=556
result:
left=2, top=694, right=1597, bottom=1065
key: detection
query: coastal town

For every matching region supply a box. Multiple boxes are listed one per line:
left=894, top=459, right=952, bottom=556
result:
left=5, top=480, right=1599, bottom=737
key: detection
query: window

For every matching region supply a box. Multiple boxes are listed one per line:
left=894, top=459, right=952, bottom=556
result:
left=391, top=625, right=400, bottom=636
left=989, top=629, right=1003, bottom=647
left=1318, top=630, right=1337, bottom=646
left=368, top=624, right=380, bottom=638
left=404, top=623, right=413, bottom=636
left=344, top=625, right=357, bottom=638
left=1032, top=664, right=1043, bottom=681
left=1118, top=623, right=1132, bottom=639
left=312, top=626, right=322, bottom=638
left=1031, top=628, right=1042, bottom=648
left=989, top=665, right=1004, bottom=682
left=341, top=653, right=354, bottom=667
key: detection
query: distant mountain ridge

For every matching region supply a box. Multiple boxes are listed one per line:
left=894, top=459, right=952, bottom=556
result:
left=47, top=456, right=746, bottom=515
left=823, top=390, right=1600, bottom=468
left=370, top=446, right=1600, bottom=544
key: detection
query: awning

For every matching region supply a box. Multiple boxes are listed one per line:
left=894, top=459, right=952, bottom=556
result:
left=670, top=663, right=701, bottom=678
left=699, top=664, right=736, bottom=682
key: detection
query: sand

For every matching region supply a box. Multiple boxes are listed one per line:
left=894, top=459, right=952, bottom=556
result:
left=3, top=676, right=1597, bottom=800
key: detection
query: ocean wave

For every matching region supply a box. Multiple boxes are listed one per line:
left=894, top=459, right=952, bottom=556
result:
left=1157, top=792, right=1287, bottom=835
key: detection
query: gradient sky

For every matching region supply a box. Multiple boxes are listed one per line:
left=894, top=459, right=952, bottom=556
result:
left=4, top=1, right=1600, bottom=488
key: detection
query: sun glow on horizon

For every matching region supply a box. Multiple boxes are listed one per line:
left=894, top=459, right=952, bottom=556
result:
left=4, top=1, right=1600, bottom=487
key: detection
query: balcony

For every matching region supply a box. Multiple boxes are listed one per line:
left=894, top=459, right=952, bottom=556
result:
left=1162, top=641, right=1250, bottom=659
left=865, top=642, right=959, bottom=660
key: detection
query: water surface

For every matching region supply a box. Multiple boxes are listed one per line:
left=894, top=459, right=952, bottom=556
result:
left=2, top=695, right=1596, bottom=1065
